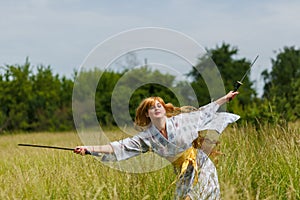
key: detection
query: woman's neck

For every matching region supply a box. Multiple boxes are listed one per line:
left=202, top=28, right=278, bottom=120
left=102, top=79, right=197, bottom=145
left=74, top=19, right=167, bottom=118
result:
left=152, top=117, right=168, bottom=139
left=152, top=117, right=166, bottom=132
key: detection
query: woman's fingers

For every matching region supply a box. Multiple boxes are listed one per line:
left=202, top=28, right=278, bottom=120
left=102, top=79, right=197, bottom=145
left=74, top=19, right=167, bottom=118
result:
left=227, top=91, right=239, bottom=101
left=230, top=91, right=239, bottom=98
left=74, top=146, right=87, bottom=155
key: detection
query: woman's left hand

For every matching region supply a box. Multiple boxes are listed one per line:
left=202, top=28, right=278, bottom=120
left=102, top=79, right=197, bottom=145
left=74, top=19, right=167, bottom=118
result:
left=225, top=91, right=239, bottom=102
left=215, top=91, right=239, bottom=105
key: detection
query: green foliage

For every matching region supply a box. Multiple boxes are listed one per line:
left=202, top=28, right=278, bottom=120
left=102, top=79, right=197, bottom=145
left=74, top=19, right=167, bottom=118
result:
left=188, top=43, right=256, bottom=110
left=74, top=66, right=182, bottom=128
left=0, top=60, right=188, bottom=132
left=95, top=69, right=122, bottom=126
left=234, top=98, right=281, bottom=126
left=0, top=59, right=74, bottom=133
left=30, top=66, right=69, bottom=131
left=262, top=46, right=300, bottom=121
left=0, top=59, right=33, bottom=131
left=123, top=67, right=179, bottom=122
left=292, top=78, right=300, bottom=118
left=94, top=66, right=181, bottom=127
left=187, top=43, right=300, bottom=125
left=210, top=43, right=256, bottom=107
left=2, top=44, right=300, bottom=132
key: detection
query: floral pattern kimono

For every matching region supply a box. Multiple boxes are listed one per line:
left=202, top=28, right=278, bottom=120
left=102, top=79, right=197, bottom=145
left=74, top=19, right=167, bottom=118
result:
left=108, top=102, right=240, bottom=199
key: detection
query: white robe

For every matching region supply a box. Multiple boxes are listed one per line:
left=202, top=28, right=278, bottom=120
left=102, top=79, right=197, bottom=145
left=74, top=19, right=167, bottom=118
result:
left=108, top=102, right=240, bottom=199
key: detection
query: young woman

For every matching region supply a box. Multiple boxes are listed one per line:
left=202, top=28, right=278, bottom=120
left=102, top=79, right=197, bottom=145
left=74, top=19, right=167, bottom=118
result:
left=74, top=91, right=239, bottom=199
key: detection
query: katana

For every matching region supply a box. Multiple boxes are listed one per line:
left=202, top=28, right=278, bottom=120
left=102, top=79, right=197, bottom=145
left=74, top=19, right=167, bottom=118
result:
left=18, top=143, right=91, bottom=155
left=233, top=55, right=259, bottom=92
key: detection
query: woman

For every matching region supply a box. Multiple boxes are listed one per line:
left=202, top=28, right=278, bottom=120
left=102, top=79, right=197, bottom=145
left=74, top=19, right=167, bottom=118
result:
left=74, top=91, right=239, bottom=199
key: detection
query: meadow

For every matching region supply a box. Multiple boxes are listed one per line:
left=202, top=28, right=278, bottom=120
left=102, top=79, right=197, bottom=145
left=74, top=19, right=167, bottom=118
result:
left=0, top=123, right=299, bottom=200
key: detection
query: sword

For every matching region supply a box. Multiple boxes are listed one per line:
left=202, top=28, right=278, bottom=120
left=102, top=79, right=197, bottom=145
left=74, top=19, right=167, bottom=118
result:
left=18, top=143, right=91, bottom=155
left=233, top=55, right=259, bottom=92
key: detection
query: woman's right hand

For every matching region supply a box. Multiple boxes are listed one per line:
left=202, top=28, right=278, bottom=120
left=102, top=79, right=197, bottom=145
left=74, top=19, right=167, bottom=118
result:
left=74, top=146, right=90, bottom=156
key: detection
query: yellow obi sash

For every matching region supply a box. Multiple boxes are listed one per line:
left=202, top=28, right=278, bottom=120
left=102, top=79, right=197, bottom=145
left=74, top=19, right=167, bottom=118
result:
left=171, top=131, right=219, bottom=185
left=172, top=146, right=199, bottom=185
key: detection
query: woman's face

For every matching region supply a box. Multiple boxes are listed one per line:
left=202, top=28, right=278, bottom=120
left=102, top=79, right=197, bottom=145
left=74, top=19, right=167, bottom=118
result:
left=147, top=100, right=166, bottom=120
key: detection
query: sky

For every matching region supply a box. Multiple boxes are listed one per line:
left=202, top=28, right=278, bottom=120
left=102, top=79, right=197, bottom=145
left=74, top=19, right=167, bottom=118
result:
left=1, top=0, right=300, bottom=96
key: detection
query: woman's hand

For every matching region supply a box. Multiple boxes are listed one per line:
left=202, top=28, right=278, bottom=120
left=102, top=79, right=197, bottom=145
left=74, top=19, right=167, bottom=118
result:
left=225, top=91, right=239, bottom=102
left=74, top=146, right=90, bottom=156
left=215, top=91, right=239, bottom=105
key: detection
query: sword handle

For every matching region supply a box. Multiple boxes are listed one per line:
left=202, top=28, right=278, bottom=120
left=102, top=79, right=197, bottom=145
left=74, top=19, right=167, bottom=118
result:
left=233, top=81, right=243, bottom=92
left=229, top=81, right=243, bottom=101
left=85, top=150, right=92, bottom=155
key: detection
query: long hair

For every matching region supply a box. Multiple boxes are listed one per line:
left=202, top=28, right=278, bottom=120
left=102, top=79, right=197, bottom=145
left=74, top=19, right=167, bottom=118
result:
left=134, top=97, right=201, bottom=129
left=134, top=97, right=180, bottom=127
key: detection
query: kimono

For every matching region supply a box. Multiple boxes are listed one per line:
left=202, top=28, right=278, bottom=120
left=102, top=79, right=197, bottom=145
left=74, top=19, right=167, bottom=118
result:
left=108, top=102, right=240, bottom=199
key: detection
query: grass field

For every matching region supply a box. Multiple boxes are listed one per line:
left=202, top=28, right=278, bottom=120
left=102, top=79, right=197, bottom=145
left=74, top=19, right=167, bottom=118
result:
left=0, top=123, right=299, bottom=199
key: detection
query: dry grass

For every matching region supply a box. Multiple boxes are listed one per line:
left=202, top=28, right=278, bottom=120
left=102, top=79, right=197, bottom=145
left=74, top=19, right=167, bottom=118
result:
left=0, top=123, right=299, bottom=199
left=218, top=123, right=300, bottom=200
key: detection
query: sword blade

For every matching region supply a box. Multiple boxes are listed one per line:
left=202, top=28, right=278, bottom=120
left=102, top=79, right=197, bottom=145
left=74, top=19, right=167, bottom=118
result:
left=18, top=143, right=74, bottom=151
left=240, top=55, right=259, bottom=83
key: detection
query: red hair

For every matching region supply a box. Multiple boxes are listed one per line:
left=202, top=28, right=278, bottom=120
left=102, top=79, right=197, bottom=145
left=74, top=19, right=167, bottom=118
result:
left=134, top=97, right=180, bottom=127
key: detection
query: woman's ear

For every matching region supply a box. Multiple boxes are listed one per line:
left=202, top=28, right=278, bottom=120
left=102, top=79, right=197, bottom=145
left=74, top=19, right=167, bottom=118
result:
left=145, top=112, right=149, bottom=117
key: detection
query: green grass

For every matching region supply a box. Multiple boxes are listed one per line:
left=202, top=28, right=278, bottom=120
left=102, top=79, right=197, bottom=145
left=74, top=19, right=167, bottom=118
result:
left=0, top=124, right=299, bottom=199
left=218, top=124, right=300, bottom=200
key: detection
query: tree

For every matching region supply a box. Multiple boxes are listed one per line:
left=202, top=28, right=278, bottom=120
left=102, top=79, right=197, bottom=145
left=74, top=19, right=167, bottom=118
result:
left=30, top=66, right=61, bottom=130
left=262, top=46, right=300, bottom=121
left=110, top=66, right=179, bottom=127
left=292, top=78, right=300, bottom=119
left=95, top=69, right=122, bottom=126
left=0, top=59, right=75, bottom=133
left=0, top=59, right=33, bottom=131
left=188, top=43, right=256, bottom=112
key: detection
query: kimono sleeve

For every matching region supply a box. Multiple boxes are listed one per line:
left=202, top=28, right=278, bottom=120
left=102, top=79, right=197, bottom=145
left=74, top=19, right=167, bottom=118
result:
left=110, top=133, right=150, bottom=161
left=197, top=102, right=240, bottom=133
left=198, top=102, right=220, bottom=118
left=191, top=102, right=220, bottom=128
left=188, top=101, right=240, bottom=133
left=200, top=112, right=240, bottom=133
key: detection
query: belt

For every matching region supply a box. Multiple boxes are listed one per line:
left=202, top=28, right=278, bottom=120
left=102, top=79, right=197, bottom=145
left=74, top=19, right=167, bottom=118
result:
left=172, top=146, right=198, bottom=185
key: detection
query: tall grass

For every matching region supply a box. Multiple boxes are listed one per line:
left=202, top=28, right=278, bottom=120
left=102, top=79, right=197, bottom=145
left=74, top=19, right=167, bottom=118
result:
left=0, top=132, right=175, bottom=200
left=0, top=123, right=299, bottom=199
left=218, top=123, right=300, bottom=200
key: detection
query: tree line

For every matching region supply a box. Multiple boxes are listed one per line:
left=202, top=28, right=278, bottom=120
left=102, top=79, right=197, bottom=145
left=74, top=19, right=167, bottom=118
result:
left=0, top=43, right=299, bottom=133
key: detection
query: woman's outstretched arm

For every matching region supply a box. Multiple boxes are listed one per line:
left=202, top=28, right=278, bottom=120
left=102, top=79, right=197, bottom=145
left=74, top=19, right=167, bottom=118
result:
left=214, top=91, right=239, bottom=106
left=74, top=144, right=114, bottom=156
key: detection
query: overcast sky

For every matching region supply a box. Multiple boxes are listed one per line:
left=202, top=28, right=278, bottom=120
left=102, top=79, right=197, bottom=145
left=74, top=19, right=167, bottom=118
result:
left=1, top=0, right=299, bottom=96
